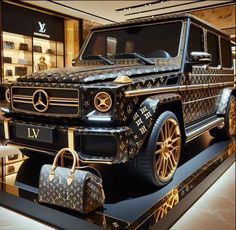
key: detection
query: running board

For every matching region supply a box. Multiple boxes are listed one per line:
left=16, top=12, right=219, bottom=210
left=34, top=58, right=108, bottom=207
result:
left=186, top=117, right=225, bottom=143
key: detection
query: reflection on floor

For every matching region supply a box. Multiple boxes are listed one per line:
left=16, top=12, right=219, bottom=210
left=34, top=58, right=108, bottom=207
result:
left=0, top=206, right=55, bottom=230
left=0, top=134, right=235, bottom=229
left=171, top=163, right=235, bottom=230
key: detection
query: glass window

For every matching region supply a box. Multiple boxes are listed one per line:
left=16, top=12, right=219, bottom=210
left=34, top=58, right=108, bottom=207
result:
left=82, top=22, right=183, bottom=59
left=221, top=37, right=232, bottom=68
left=188, top=24, right=204, bottom=57
left=207, top=32, right=220, bottom=67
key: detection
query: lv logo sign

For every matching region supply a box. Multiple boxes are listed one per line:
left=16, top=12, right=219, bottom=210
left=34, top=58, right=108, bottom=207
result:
left=38, top=22, right=46, bottom=33
left=27, top=128, right=40, bottom=139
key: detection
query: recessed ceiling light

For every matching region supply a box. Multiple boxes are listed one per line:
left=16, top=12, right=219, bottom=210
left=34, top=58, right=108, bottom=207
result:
left=117, top=1, right=166, bottom=12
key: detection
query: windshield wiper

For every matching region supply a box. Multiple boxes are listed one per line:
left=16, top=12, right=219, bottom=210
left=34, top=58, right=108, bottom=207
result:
left=83, top=55, right=114, bottom=65
left=115, top=53, right=154, bottom=65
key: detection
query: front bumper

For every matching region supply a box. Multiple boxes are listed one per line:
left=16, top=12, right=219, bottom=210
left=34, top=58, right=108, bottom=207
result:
left=0, top=116, right=131, bottom=164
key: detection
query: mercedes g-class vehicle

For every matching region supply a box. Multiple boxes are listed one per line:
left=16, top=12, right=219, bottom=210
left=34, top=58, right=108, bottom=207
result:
left=0, top=13, right=235, bottom=186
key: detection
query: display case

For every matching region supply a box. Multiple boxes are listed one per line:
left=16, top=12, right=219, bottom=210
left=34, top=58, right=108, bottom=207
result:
left=33, top=37, right=64, bottom=72
left=1, top=153, right=26, bottom=195
left=3, top=32, right=32, bottom=82
left=2, top=32, right=64, bottom=82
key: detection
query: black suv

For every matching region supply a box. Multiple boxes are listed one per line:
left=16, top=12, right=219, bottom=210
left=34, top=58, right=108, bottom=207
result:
left=0, top=13, right=235, bottom=186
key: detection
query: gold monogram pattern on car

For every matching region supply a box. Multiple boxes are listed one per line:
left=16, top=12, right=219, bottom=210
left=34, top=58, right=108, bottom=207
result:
left=180, top=66, right=234, bottom=124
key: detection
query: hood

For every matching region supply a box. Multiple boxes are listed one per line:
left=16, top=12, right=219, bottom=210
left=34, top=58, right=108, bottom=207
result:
left=17, top=64, right=179, bottom=84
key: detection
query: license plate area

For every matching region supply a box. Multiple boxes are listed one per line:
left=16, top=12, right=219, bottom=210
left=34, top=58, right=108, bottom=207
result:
left=15, top=123, right=54, bottom=144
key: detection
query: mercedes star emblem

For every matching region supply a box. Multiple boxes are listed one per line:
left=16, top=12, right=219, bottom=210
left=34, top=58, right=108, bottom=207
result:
left=32, top=89, right=49, bottom=113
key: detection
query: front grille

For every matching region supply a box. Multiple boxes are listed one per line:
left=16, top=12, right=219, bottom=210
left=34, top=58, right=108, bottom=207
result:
left=11, top=86, right=80, bottom=117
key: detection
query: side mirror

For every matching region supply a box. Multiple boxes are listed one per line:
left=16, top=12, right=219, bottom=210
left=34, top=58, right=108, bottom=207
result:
left=189, top=51, right=212, bottom=65
left=72, top=58, right=77, bottom=67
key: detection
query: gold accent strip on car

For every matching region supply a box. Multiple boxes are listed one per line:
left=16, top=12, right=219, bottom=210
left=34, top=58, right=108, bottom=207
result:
left=4, top=119, right=11, bottom=139
left=13, top=99, right=79, bottom=106
left=68, top=128, right=75, bottom=149
left=125, top=86, right=178, bottom=97
left=125, top=82, right=234, bottom=97
left=50, top=99, right=79, bottom=103
left=183, top=95, right=221, bottom=105
left=13, top=95, right=32, bottom=100
left=189, top=73, right=233, bottom=76
left=49, top=103, right=79, bottom=107
left=13, top=99, right=32, bottom=104
left=79, top=158, right=113, bottom=165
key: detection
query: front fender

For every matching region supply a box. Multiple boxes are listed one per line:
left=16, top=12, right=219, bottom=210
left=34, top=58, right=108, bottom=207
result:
left=216, top=87, right=236, bottom=115
left=128, top=93, right=182, bottom=158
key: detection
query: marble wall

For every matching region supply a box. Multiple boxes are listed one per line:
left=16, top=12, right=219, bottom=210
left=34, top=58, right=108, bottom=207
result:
left=65, top=19, right=80, bottom=67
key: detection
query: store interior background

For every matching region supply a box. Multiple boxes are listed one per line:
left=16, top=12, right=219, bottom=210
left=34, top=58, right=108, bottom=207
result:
left=0, top=0, right=235, bottom=208
left=0, top=0, right=235, bottom=229
left=0, top=0, right=235, bottom=83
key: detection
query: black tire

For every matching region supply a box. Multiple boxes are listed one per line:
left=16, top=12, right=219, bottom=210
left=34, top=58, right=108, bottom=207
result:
left=129, top=111, right=182, bottom=186
left=210, top=95, right=236, bottom=139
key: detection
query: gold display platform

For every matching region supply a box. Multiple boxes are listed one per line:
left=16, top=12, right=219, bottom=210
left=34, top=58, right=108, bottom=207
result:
left=0, top=133, right=235, bottom=230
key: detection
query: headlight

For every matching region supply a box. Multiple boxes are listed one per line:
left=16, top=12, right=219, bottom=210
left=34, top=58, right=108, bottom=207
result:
left=94, top=91, right=112, bottom=113
left=5, top=88, right=10, bottom=104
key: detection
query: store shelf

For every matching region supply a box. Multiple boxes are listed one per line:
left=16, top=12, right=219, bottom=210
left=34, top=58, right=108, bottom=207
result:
left=3, top=31, right=31, bottom=40
left=33, top=52, right=64, bottom=57
left=33, top=52, right=56, bottom=56
left=3, top=63, right=32, bottom=67
left=3, top=48, right=32, bottom=54
left=2, top=31, right=65, bottom=81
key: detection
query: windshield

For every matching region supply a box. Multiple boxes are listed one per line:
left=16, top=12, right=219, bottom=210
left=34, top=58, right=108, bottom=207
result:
left=82, top=21, right=183, bottom=60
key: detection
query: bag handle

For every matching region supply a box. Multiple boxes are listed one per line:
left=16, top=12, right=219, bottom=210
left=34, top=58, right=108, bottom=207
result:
left=48, top=148, right=80, bottom=186
left=59, top=148, right=79, bottom=167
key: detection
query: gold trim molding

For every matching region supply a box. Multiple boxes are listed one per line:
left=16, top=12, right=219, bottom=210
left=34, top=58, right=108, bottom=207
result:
left=68, top=127, right=75, bottom=149
left=4, top=119, right=11, bottom=139
left=125, top=82, right=234, bottom=97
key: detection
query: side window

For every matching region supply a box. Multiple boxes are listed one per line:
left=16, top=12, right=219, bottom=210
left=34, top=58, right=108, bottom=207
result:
left=188, top=24, right=204, bottom=57
left=107, top=37, right=117, bottom=57
left=207, top=32, right=220, bottom=67
left=221, top=37, right=232, bottom=68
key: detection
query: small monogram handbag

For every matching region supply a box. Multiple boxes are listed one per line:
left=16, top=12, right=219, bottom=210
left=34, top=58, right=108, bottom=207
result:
left=19, top=43, right=29, bottom=51
left=38, top=148, right=105, bottom=214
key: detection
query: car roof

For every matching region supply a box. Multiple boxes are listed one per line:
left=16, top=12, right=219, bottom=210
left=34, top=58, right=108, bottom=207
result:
left=92, top=13, right=229, bottom=38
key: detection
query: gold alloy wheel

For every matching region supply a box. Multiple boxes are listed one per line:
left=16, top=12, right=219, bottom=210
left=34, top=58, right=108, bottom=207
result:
left=155, top=118, right=181, bottom=182
left=229, top=97, right=236, bottom=136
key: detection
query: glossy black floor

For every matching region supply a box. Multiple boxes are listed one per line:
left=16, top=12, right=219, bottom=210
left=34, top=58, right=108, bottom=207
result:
left=1, top=132, right=235, bottom=230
